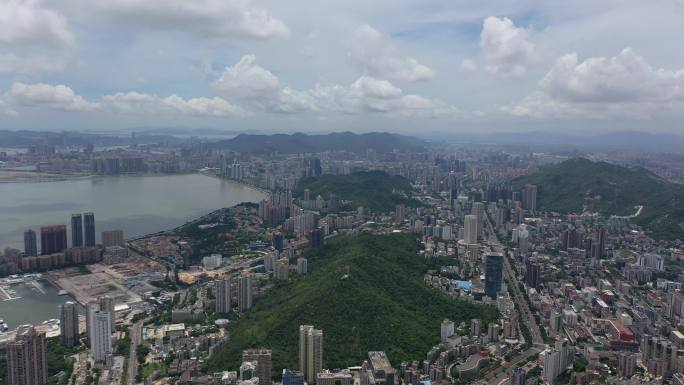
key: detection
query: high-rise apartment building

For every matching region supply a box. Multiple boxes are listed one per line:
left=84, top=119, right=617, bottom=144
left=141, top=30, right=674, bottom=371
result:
left=641, top=335, right=678, bottom=378
left=101, top=230, right=124, bottom=247
left=99, top=296, right=115, bottom=331
left=60, top=301, right=79, bottom=347
left=306, top=328, right=323, bottom=384
left=511, top=367, right=526, bottom=385
left=84, top=212, right=96, bottom=247
left=215, top=277, right=231, bottom=314
left=395, top=204, right=406, bottom=223
left=463, top=215, right=478, bottom=245
left=471, top=202, right=485, bottom=239
left=40, top=225, right=67, bottom=255
left=90, top=311, right=112, bottom=367
left=299, top=325, right=323, bottom=384
left=238, top=274, right=253, bottom=312
left=470, top=319, right=481, bottom=337
left=7, top=325, right=48, bottom=385
left=440, top=319, right=454, bottom=342
left=71, top=214, right=83, bottom=247
left=521, top=184, right=537, bottom=211
left=85, top=301, right=98, bottom=347
left=525, top=260, right=541, bottom=289
left=24, top=230, right=37, bottom=257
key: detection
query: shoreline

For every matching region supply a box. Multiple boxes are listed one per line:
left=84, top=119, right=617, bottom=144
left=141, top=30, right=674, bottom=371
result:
left=199, top=170, right=272, bottom=197
left=0, top=172, right=269, bottom=250
left=0, top=170, right=201, bottom=184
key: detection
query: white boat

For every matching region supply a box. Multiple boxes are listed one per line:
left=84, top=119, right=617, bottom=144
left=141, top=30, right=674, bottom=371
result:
left=58, top=290, right=68, bottom=296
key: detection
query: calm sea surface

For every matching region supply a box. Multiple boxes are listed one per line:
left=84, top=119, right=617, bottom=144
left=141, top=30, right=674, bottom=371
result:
left=0, top=173, right=267, bottom=250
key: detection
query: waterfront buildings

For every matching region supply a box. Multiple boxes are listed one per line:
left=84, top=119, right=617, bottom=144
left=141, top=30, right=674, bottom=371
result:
left=71, top=214, right=83, bottom=248
left=84, top=213, right=95, bottom=247
left=23, top=230, right=37, bottom=257
left=40, top=225, right=67, bottom=255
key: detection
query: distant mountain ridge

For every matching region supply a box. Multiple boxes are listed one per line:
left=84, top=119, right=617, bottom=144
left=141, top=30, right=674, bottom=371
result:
left=514, top=158, right=684, bottom=240
left=212, top=131, right=425, bottom=154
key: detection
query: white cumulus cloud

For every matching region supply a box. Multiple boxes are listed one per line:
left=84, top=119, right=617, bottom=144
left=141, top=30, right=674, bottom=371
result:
left=480, top=16, right=536, bottom=78
left=0, top=0, right=74, bottom=47
left=9, top=83, right=98, bottom=111
left=502, top=48, right=684, bottom=119
left=103, top=92, right=246, bottom=117
left=347, top=25, right=435, bottom=82
left=214, top=55, right=453, bottom=117
left=541, top=48, right=684, bottom=103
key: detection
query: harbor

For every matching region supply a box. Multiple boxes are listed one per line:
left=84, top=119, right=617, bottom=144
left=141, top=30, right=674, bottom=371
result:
left=0, top=273, right=80, bottom=330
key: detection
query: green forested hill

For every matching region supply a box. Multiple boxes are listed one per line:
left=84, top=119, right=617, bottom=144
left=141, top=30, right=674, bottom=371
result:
left=294, top=170, right=416, bottom=212
left=206, top=234, right=498, bottom=374
left=514, top=158, right=684, bottom=240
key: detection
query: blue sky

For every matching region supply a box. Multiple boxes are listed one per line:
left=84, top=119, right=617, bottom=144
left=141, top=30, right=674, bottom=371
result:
left=1, top=0, right=683, bottom=134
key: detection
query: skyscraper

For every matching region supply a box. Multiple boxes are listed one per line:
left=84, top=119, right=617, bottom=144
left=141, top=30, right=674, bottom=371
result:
left=485, top=253, right=504, bottom=299
left=470, top=319, right=481, bottom=337
left=525, top=261, right=541, bottom=289
left=521, top=184, right=537, bottom=211
left=299, top=325, right=324, bottom=384
left=90, top=311, right=112, bottom=367
left=59, top=301, right=79, bottom=347
left=40, top=225, right=67, bottom=255
left=395, top=204, right=406, bottom=223
left=299, top=325, right=313, bottom=374
left=99, top=296, right=115, bottom=331
left=238, top=274, right=253, bottom=312
left=306, top=327, right=323, bottom=384
left=84, top=212, right=96, bottom=247
left=272, top=232, right=284, bottom=252
left=7, top=325, right=48, bottom=385
left=471, top=202, right=485, bottom=239
left=463, top=215, right=478, bottom=245
left=71, top=214, right=83, bottom=248
left=23, top=230, right=37, bottom=257
left=85, top=301, right=98, bottom=347
left=215, top=277, right=231, bottom=314
left=242, top=349, right=272, bottom=385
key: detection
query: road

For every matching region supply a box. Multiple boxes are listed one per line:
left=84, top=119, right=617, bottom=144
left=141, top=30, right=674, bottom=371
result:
left=484, top=212, right=544, bottom=346
left=484, top=347, right=541, bottom=385
left=128, top=321, right=142, bottom=385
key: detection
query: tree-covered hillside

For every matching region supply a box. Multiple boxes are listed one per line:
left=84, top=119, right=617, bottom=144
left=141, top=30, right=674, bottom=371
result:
left=206, top=234, right=498, bottom=375
left=514, top=158, right=684, bottom=240
left=294, top=170, right=417, bottom=212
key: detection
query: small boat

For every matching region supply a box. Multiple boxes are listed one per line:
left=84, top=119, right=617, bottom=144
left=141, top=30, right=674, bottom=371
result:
left=58, top=290, right=68, bottom=296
